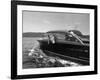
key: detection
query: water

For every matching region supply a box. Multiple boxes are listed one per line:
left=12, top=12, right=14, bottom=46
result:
left=23, top=37, right=81, bottom=69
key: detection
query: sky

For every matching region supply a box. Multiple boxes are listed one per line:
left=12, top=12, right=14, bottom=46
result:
left=23, top=11, right=90, bottom=35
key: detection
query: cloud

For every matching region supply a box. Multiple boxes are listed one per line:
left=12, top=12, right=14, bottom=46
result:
left=43, top=20, right=51, bottom=24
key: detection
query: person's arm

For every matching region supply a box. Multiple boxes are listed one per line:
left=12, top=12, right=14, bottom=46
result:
left=70, top=32, right=84, bottom=45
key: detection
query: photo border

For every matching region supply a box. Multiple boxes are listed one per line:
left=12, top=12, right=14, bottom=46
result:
left=11, top=0, right=97, bottom=79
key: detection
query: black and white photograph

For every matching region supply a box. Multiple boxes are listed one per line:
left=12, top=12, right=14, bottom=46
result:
left=22, top=11, right=90, bottom=69
left=11, top=1, right=97, bottom=79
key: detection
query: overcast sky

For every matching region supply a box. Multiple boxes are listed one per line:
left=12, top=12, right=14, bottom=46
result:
left=23, top=11, right=90, bottom=35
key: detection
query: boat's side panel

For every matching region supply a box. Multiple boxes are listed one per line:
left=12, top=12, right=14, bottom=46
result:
left=38, top=40, right=89, bottom=64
